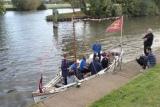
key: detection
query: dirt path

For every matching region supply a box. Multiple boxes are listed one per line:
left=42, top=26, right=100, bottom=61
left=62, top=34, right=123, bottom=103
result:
left=36, top=50, right=160, bottom=107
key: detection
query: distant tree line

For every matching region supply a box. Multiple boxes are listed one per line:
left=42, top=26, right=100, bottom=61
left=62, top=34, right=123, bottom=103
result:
left=2, top=0, right=160, bottom=17
left=81, top=0, right=160, bottom=17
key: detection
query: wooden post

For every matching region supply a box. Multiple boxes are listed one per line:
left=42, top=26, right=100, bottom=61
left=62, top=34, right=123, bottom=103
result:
left=72, top=16, right=77, bottom=62
left=52, top=8, right=58, bottom=28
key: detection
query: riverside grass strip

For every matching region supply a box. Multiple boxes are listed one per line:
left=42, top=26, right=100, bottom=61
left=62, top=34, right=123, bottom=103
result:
left=90, top=64, right=160, bottom=107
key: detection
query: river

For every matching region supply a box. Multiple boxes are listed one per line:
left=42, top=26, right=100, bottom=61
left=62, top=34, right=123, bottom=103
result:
left=0, top=9, right=160, bottom=107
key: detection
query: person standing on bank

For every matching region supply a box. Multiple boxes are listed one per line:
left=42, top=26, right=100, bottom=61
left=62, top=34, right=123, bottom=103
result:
left=61, top=54, right=69, bottom=85
left=143, top=28, right=154, bottom=56
left=92, top=41, right=102, bottom=61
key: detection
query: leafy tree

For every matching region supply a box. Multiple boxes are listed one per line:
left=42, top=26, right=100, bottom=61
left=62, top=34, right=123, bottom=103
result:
left=124, top=0, right=159, bottom=16
left=88, top=0, right=113, bottom=17
left=12, top=0, right=42, bottom=11
left=153, top=0, right=160, bottom=10
left=79, top=0, right=87, bottom=14
left=0, top=0, right=5, bottom=14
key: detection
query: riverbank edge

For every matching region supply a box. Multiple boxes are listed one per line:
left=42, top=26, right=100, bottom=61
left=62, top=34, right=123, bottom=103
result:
left=30, top=48, right=160, bottom=107
left=46, top=11, right=121, bottom=22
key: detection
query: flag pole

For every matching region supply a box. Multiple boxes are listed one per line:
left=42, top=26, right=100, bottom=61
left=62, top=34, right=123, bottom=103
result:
left=120, top=16, right=123, bottom=70
left=120, top=16, right=123, bottom=47
left=72, top=15, right=77, bottom=62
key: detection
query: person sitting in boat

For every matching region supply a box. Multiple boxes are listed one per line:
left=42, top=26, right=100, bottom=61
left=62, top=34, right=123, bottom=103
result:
left=89, top=57, right=103, bottom=75
left=101, top=52, right=109, bottom=68
left=67, top=61, right=80, bottom=83
left=61, top=54, right=69, bottom=85
left=92, top=41, right=102, bottom=61
left=69, top=61, right=78, bottom=76
left=79, top=56, right=90, bottom=77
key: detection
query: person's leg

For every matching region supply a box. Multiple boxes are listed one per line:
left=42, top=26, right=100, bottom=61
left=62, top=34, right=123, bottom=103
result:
left=98, top=52, right=101, bottom=62
left=93, top=53, right=96, bottom=60
left=64, top=77, right=67, bottom=85
left=144, top=46, right=150, bottom=56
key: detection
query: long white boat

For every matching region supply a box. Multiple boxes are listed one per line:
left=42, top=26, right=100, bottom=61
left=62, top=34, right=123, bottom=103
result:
left=32, top=46, right=123, bottom=103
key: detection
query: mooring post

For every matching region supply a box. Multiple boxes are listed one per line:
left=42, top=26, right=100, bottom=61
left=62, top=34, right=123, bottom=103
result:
left=52, top=8, right=58, bottom=28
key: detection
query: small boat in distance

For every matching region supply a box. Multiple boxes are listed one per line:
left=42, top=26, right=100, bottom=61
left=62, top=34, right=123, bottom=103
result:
left=32, top=46, right=123, bottom=103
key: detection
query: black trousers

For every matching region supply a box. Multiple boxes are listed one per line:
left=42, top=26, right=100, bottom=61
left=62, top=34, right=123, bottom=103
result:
left=144, top=45, right=151, bottom=56
left=63, top=76, right=67, bottom=85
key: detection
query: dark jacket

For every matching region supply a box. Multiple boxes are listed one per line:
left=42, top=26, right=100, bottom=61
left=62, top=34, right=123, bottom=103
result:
left=61, top=59, right=69, bottom=77
left=101, top=57, right=109, bottom=68
left=144, top=33, right=154, bottom=47
left=89, top=60, right=103, bottom=75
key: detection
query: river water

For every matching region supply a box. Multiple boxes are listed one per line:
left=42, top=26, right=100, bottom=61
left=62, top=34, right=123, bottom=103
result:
left=0, top=9, right=160, bottom=107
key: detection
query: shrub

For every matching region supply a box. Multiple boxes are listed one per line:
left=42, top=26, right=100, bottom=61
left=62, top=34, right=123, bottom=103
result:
left=112, top=4, right=122, bottom=16
left=0, top=0, right=5, bottom=14
left=88, top=0, right=113, bottom=17
left=125, top=0, right=159, bottom=16
left=12, top=0, right=42, bottom=11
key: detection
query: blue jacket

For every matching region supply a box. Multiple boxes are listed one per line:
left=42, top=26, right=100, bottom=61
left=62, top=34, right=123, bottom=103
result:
left=92, top=43, right=102, bottom=53
left=70, top=63, right=77, bottom=72
left=147, top=53, right=156, bottom=67
left=79, top=59, right=87, bottom=71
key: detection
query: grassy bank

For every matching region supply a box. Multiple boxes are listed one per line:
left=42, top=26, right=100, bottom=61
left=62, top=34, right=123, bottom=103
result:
left=46, top=11, right=87, bottom=22
left=90, top=65, right=160, bottom=107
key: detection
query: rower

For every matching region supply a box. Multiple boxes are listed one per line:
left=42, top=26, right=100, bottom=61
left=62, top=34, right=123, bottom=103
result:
left=80, top=56, right=90, bottom=73
left=89, top=57, right=103, bottom=75
left=101, top=52, right=109, bottom=68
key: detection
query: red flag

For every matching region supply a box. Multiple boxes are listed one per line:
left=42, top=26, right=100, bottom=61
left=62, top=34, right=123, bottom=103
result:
left=106, top=16, right=123, bottom=32
left=39, top=74, right=43, bottom=93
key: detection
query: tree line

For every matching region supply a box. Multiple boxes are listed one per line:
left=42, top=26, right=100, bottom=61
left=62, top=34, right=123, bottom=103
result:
left=85, top=0, right=160, bottom=17
left=0, top=0, right=160, bottom=17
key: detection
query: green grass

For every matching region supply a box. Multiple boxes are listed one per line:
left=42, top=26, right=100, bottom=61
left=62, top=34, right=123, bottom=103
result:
left=90, top=65, right=160, bottom=107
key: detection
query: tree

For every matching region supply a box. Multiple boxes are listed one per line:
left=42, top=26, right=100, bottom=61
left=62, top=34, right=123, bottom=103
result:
left=124, top=0, right=159, bottom=16
left=12, top=0, right=42, bottom=11
left=153, top=0, right=160, bottom=11
left=0, top=0, right=5, bottom=14
left=80, top=0, right=87, bottom=14
left=88, top=0, right=113, bottom=17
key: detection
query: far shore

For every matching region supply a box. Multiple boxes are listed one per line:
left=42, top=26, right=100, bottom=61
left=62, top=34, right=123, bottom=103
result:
left=4, top=3, right=72, bottom=11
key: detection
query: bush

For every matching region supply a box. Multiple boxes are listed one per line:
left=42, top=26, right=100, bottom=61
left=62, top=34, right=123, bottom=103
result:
left=125, top=0, right=159, bottom=16
left=12, top=0, right=42, bottom=11
left=88, top=0, right=113, bottom=18
left=0, top=0, right=5, bottom=14
left=112, top=4, right=122, bottom=16
left=37, top=3, right=47, bottom=10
